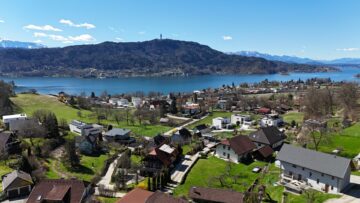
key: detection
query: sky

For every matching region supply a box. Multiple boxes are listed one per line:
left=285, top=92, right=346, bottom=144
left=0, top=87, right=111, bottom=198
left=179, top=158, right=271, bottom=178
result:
left=0, top=0, right=359, bottom=60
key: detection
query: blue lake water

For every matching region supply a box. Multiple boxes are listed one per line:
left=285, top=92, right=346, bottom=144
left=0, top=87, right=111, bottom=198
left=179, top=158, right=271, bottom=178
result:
left=1, top=67, right=359, bottom=95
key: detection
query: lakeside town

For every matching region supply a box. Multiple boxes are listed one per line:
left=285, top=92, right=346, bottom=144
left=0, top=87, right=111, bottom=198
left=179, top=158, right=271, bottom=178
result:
left=0, top=78, right=360, bottom=203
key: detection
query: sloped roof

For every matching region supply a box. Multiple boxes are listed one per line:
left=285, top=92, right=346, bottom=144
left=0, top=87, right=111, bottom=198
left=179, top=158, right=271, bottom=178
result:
left=104, top=128, right=131, bottom=137
left=229, top=135, right=256, bottom=155
left=145, top=191, right=188, bottom=203
left=276, top=144, right=351, bottom=179
left=249, top=126, right=285, bottom=145
left=189, top=187, right=243, bottom=203
left=0, top=132, right=11, bottom=151
left=116, top=188, right=153, bottom=203
left=257, top=145, right=274, bottom=158
left=2, top=170, right=33, bottom=191
left=26, top=179, right=87, bottom=203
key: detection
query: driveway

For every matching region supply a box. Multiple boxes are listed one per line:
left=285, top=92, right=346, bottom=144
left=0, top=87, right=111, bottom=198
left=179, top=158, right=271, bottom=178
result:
left=325, top=175, right=360, bottom=203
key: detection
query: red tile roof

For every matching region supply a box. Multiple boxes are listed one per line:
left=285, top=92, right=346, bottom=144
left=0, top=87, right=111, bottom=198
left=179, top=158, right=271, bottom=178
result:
left=229, top=135, right=256, bottom=155
left=145, top=191, right=188, bottom=203
left=189, top=187, right=243, bottom=203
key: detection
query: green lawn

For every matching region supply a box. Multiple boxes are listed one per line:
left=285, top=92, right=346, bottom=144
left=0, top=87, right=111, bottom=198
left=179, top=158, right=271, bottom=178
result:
left=283, top=111, right=304, bottom=124
left=0, top=162, right=13, bottom=191
left=97, top=196, right=118, bottom=203
left=11, top=93, right=171, bottom=136
left=314, top=123, right=360, bottom=158
left=46, top=154, right=109, bottom=182
left=130, top=154, right=142, bottom=165
left=173, top=157, right=339, bottom=202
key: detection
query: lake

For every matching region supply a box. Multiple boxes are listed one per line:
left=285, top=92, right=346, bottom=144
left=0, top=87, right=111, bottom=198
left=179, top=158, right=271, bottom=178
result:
left=1, top=66, right=359, bottom=95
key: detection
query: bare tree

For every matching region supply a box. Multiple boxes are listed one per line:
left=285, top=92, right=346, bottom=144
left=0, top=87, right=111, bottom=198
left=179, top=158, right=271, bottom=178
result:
left=338, top=83, right=359, bottom=121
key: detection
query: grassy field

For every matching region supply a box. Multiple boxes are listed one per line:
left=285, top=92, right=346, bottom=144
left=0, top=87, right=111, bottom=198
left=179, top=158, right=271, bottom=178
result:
left=11, top=93, right=171, bottom=136
left=283, top=111, right=304, bottom=124
left=173, top=157, right=339, bottom=202
left=0, top=162, right=13, bottom=191
left=96, top=196, right=118, bottom=203
left=314, top=123, right=360, bottom=158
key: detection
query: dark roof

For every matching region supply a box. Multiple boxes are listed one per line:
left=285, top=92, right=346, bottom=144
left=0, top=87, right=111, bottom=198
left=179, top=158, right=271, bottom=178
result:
left=249, top=126, right=286, bottom=145
left=153, top=134, right=166, bottom=146
left=2, top=170, right=33, bottom=191
left=178, top=128, right=192, bottom=138
left=228, top=135, right=256, bottom=155
left=26, top=179, right=87, bottom=203
left=116, top=188, right=153, bottom=203
left=189, top=187, right=243, bottom=203
left=104, top=128, right=131, bottom=137
left=145, top=191, right=188, bottom=203
left=0, top=132, right=11, bottom=150
left=257, top=146, right=274, bottom=158
left=194, top=124, right=208, bottom=131
left=277, top=144, right=351, bottom=179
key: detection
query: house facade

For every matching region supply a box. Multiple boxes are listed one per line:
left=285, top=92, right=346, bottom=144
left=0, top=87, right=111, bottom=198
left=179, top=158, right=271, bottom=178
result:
left=212, top=117, right=231, bottom=129
left=2, top=170, right=33, bottom=199
left=215, top=135, right=256, bottom=163
left=0, top=132, right=21, bottom=155
left=69, top=120, right=103, bottom=137
left=2, top=114, right=27, bottom=129
left=277, top=144, right=351, bottom=194
left=260, top=114, right=283, bottom=127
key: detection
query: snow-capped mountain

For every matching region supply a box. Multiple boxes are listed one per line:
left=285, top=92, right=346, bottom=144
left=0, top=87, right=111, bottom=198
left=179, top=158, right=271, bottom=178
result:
left=0, top=39, right=46, bottom=49
left=231, top=51, right=360, bottom=65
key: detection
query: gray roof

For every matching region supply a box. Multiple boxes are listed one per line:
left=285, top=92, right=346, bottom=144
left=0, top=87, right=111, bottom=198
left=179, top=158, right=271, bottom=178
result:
left=249, top=126, right=285, bottom=145
left=104, top=128, right=131, bottom=137
left=276, top=144, right=351, bottom=179
left=2, top=170, right=33, bottom=190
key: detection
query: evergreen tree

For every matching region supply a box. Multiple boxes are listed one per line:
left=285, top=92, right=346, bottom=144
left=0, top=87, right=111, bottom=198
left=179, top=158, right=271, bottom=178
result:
left=63, top=140, right=80, bottom=168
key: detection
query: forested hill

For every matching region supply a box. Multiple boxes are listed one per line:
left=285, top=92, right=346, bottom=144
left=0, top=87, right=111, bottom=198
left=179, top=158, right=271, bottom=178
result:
left=0, top=39, right=335, bottom=77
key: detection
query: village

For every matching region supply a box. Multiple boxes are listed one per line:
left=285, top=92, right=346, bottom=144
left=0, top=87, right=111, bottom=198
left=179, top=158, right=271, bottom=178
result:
left=0, top=78, right=360, bottom=203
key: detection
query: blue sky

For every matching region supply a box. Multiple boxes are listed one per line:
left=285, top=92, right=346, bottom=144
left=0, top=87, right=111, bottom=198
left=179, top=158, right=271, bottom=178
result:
left=0, top=0, right=359, bottom=59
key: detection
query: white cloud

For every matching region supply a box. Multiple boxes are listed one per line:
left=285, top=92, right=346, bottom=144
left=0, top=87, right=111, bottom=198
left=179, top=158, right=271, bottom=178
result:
left=59, top=19, right=95, bottom=29
left=222, top=36, right=232, bottom=40
left=24, top=24, right=62, bottom=32
left=68, top=34, right=95, bottom=42
left=33, top=40, right=42, bottom=43
left=336, top=48, right=359, bottom=52
left=138, top=31, right=146, bottom=35
left=33, top=32, right=47, bottom=37
left=33, top=32, right=95, bottom=44
left=115, top=37, right=124, bottom=41
left=0, top=19, right=4, bottom=23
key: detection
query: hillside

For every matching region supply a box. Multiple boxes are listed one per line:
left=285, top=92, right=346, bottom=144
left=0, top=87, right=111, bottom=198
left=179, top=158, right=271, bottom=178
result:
left=0, top=39, right=335, bottom=77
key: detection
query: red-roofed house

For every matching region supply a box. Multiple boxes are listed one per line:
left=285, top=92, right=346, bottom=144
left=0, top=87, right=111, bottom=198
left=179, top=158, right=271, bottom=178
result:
left=215, top=135, right=256, bottom=163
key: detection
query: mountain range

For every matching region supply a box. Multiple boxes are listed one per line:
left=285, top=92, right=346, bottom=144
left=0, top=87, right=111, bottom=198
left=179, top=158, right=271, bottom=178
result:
left=0, top=39, right=335, bottom=77
left=231, top=51, right=360, bottom=65
left=0, top=39, right=46, bottom=49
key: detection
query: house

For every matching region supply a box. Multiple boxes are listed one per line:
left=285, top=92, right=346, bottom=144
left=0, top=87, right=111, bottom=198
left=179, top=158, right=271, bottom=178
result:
left=0, top=132, right=21, bottom=155
left=277, top=144, right=351, bottom=194
left=2, top=114, right=27, bottom=129
left=9, top=119, right=46, bottom=138
left=231, top=114, right=251, bottom=126
left=69, top=120, right=103, bottom=137
left=182, top=102, right=200, bottom=116
left=104, top=128, right=133, bottom=143
left=170, top=128, right=192, bottom=145
left=117, top=98, right=129, bottom=107
left=75, top=135, right=98, bottom=155
left=218, top=100, right=228, bottom=110
left=212, top=117, right=231, bottom=130
left=193, top=124, right=213, bottom=140
left=256, top=108, right=271, bottom=115
left=260, top=114, right=284, bottom=127
left=249, top=126, right=286, bottom=150
left=142, top=143, right=179, bottom=175
left=26, top=179, right=91, bottom=203
left=189, top=187, right=244, bottom=203
left=117, top=188, right=187, bottom=203
left=132, top=97, right=142, bottom=108
left=109, top=98, right=119, bottom=105
left=215, top=135, right=256, bottom=163
left=2, top=170, right=33, bottom=199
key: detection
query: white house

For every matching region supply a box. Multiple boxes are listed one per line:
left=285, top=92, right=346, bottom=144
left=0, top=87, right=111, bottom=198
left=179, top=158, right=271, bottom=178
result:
left=2, top=114, right=27, bottom=129
left=215, top=135, right=256, bottom=163
left=109, top=98, right=120, bottom=105
left=260, top=114, right=284, bottom=127
left=131, top=97, right=142, bottom=108
left=212, top=117, right=231, bottom=129
left=277, top=144, right=351, bottom=194
left=69, top=120, right=103, bottom=137
left=117, top=99, right=129, bottom=107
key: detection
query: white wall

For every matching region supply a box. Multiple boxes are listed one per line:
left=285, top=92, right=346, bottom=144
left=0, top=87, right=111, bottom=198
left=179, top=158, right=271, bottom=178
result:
left=215, top=144, right=240, bottom=163
left=280, top=161, right=350, bottom=194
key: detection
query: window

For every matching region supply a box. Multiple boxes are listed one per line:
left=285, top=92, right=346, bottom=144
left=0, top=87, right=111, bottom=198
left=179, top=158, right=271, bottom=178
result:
left=228, top=146, right=230, bottom=150
left=317, top=179, right=319, bottom=184
left=331, top=186, right=334, bottom=190
left=223, top=152, right=226, bottom=156
left=332, top=176, right=335, bottom=180
left=289, top=172, right=293, bottom=176
left=309, top=172, right=312, bottom=177
left=302, top=167, right=305, bottom=171
left=223, top=145, right=225, bottom=149
left=321, top=173, right=324, bottom=177
left=292, top=164, right=297, bottom=168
